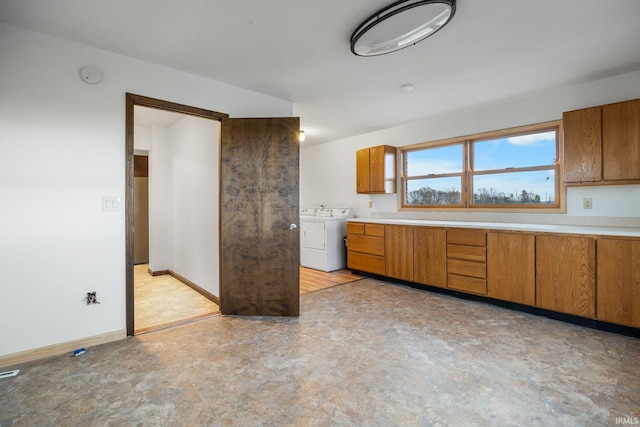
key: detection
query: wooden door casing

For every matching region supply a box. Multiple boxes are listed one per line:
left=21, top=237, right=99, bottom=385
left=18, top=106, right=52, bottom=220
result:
left=220, top=117, right=300, bottom=316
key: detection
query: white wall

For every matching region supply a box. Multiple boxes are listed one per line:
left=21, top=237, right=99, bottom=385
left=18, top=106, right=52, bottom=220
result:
left=149, top=126, right=171, bottom=271
left=169, top=116, right=220, bottom=296
left=0, top=23, right=292, bottom=358
left=301, top=70, right=640, bottom=227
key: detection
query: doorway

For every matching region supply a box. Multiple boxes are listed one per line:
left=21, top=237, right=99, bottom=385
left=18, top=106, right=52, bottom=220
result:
left=125, top=93, right=228, bottom=336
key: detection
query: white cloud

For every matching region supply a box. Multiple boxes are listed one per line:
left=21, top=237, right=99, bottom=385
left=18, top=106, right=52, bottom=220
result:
left=507, top=131, right=555, bottom=146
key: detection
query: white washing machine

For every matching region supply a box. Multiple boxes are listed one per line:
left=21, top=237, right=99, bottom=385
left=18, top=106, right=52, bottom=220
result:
left=300, top=207, right=351, bottom=272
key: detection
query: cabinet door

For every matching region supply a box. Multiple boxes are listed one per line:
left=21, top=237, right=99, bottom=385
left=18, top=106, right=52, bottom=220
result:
left=563, top=107, right=602, bottom=183
left=385, top=225, right=413, bottom=281
left=603, top=99, right=640, bottom=181
left=536, top=235, right=595, bottom=317
left=356, top=148, right=371, bottom=193
left=413, top=228, right=446, bottom=288
left=597, top=238, right=640, bottom=328
left=487, top=232, right=535, bottom=305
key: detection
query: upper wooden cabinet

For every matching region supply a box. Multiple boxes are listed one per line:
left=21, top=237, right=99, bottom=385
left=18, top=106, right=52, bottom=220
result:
left=563, top=98, right=640, bottom=185
left=602, top=100, right=640, bottom=181
left=356, top=145, right=396, bottom=194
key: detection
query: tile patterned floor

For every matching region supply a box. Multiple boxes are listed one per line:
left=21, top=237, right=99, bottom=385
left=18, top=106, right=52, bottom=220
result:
left=134, top=264, right=220, bottom=333
left=2, top=278, right=639, bottom=426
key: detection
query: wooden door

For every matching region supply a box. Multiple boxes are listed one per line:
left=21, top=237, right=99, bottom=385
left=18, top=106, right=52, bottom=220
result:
left=602, top=99, right=640, bottom=181
left=562, top=106, right=602, bottom=183
left=597, top=238, right=640, bottom=327
left=413, top=227, right=446, bottom=288
left=487, top=232, right=535, bottom=305
left=220, top=117, right=300, bottom=316
left=133, top=155, right=149, bottom=264
left=536, top=235, right=595, bottom=317
left=356, top=148, right=370, bottom=193
left=385, top=225, right=413, bottom=281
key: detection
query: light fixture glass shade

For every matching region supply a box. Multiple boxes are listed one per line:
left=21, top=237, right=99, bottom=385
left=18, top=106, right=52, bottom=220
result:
left=351, top=0, right=456, bottom=57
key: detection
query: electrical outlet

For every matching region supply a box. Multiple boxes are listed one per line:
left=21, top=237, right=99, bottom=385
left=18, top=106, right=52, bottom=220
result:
left=86, top=292, right=100, bottom=305
left=583, top=198, right=593, bottom=209
left=368, top=201, right=373, bottom=208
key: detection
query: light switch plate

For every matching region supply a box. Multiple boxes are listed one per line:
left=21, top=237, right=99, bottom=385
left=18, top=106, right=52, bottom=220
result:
left=102, top=196, right=120, bottom=211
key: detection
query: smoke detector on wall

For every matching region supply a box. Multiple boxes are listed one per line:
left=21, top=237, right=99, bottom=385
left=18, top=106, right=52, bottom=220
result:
left=79, top=66, right=103, bottom=85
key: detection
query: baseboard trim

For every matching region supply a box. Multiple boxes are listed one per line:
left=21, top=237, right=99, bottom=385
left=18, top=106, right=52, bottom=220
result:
left=0, top=330, right=127, bottom=369
left=169, top=271, right=220, bottom=305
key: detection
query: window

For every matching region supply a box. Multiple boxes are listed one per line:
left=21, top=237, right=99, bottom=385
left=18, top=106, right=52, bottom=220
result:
left=401, top=121, right=562, bottom=211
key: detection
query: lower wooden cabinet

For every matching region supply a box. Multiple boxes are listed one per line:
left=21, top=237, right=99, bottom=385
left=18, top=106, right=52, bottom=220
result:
left=446, top=229, right=487, bottom=295
left=487, top=232, right=535, bottom=306
left=413, top=227, right=446, bottom=288
left=385, top=225, right=414, bottom=281
left=347, top=221, right=638, bottom=330
left=597, top=238, right=640, bottom=328
left=347, top=222, right=386, bottom=275
left=536, top=235, right=596, bottom=318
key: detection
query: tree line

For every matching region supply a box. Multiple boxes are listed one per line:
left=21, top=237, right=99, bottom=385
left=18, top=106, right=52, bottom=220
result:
left=407, top=186, right=550, bottom=205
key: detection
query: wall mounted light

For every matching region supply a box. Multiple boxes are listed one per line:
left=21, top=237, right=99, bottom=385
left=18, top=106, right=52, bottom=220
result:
left=351, top=0, right=456, bottom=57
left=299, top=131, right=306, bottom=142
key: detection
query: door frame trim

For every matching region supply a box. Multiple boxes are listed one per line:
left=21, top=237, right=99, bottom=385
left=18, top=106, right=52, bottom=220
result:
left=125, top=93, right=228, bottom=336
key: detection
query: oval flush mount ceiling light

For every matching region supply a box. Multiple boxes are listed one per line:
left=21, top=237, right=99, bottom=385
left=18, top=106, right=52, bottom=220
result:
left=351, top=0, right=456, bottom=57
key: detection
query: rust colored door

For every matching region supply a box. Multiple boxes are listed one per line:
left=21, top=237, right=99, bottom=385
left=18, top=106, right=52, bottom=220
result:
left=220, top=117, right=300, bottom=316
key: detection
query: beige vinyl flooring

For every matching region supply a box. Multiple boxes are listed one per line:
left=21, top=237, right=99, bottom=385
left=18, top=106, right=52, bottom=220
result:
left=134, top=265, right=362, bottom=334
left=3, top=278, right=639, bottom=426
left=134, top=265, right=221, bottom=334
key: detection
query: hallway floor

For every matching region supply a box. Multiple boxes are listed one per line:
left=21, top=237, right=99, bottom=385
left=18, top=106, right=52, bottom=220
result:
left=6, top=278, right=638, bottom=426
left=134, top=265, right=220, bottom=333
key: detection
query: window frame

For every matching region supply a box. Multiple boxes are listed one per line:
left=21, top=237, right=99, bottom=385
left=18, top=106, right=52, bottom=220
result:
left=399, top=121, right=564, bottom=212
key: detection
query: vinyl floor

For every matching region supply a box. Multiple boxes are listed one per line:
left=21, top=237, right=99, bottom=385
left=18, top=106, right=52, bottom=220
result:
left=3, top=278, right=639, bottom=426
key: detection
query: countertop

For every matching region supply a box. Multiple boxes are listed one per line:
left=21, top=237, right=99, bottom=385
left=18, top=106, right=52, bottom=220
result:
left=347, top=218, right=640, bottom=237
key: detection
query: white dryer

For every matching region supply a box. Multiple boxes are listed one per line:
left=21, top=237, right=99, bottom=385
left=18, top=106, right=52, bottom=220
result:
left=300, top=207, right=351, bottom=272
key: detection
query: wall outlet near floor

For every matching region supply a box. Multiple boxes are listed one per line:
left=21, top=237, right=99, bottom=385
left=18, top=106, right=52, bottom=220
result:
left=583, top=198, right=593, bottom=209
left=86, top=292, right=100, bottom=305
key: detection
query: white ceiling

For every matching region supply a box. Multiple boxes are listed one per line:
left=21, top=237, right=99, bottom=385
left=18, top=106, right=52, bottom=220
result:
left=2, top=0, right=640, bottom=145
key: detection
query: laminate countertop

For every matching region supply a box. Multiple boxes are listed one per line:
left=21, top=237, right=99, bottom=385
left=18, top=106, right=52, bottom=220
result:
left=347, top=218, right=640, bottom=237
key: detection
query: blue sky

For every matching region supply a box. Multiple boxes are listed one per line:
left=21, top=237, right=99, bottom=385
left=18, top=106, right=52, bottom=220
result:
left=406, top=131, right=557, bottom=201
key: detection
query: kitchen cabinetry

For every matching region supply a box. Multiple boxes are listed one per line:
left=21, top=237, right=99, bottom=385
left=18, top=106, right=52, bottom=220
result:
left=385, top=225, right=414, bottom=281
left=602, top=100, right=640, bottom=181
left=413, top=227, right=447, bottom=288
left=356, top=145, right=396, bottom=194
left=597, top=238, right=640, bottom=328
left=347, top=222, right=385, bottom=275
left=347, top=220, right=638, bottom=330
left=563, top=98, right=640, bottom=184
left=487, top=232, right=535, bottom=306
left=536, top=235, right=596, bottom=317
left=446, top=228, right=487, bottom=295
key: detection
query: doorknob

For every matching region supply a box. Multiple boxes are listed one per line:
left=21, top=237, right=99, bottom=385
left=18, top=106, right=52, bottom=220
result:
left=288, top=224, right=297, bottom=230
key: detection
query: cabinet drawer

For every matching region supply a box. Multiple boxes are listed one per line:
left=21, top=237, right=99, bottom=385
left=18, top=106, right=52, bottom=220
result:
left=447, top=229, right=486, bottom=246
left=447, top=244, right=486, bottom=262
left=348, top=235, right=385, bottom=256
left=447, top=259, right=486, bottom=279
left=448, top=274, right=487, bottom=295
left=365, top=224, right=385, bottom=237
left=347, top=222, right=365, bottom=235
left=348, top=251, right=385, bottom=275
